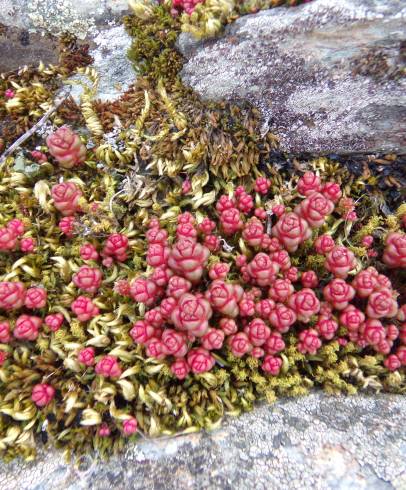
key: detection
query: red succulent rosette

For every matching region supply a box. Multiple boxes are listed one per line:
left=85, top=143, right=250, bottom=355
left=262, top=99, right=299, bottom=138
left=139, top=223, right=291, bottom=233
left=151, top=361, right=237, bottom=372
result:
left=176, top=222, right=197, bottom=240
left=288, top=288, right=320, bottom=323
left=14, top=314, right=42, bottom=340
left=216, top=195, right=235, bottom=213
left=255, top=299, right=276, bottom=319
left=80, top=243, right=99, bottom=261
left=46, top=126, right=86, bottom=168
left=397, top=305, right=406, bottom=322
left=264, top=331, right=285, bottom=355
left=321, top=182, right=342, bottom=203
left=32, top=383, right=55, bottom=407
left=284, top=267, right=299, bottom=282
left=396, top=346, right=406, bottom=366
left=384, top=355, right=401, bottom=371
left=361, top=319, right=385, bottom=345
left=20, top=237, right=36, bottom=253
left=268, top=279, right=294, bottom=303
left=375, top=274, right=392, bottom=291
left=294, top=192, right=334, bottom=228
left=51, top=182, right=82, bottom=216
left=254, top=177, right=271, bottom=195
left=130, top=320, right=155, bottom=344
left=160, top=297, right=178, bottom=319
left=297, top=171, right=321, bottom=196
left=204, top=234, right=220, bottom=251
left=71, top=296, right=99, bottom=321
left=339, top=305, right=365, bottom=332
left=44, top=313, right=64, bottom=332
left=151, top=266, right=173, bottom=287
left=251, top=347, right=265, bottom=358
left=147, top=243, right=170, bottom=268
left=161, top=329, right=188, bottom=357
left=130, top=278, right=159, bottom=306
left=95, top=355, right=122, bottom=378
left=242, top=217, right=264, bottom=247
left=208, top=262, right=230, bottom=280
left=219, top=318, right=238, bottom=335
left=386, top=324, right=399, bottom=341
left=315, top=316, right=338, bottom=340
left=314, top=234, right=335, bottom=255
left=297, top=328, right=321, bottom=354
left=0, top=227, right=18, bottom=251
left=352, top=270, right=378, bottom=298
left=177, top=212, right=195, bottom=225
left=301, top=270, right=318, bottom=288
left=58, top=216, right=75, bottom=237
left=244, top=318, right=271, bottom=346
left=103, top=233, right=129, bottom=262
left=239, top=297, right=255, bottom=317
left=205, top=280, right=243, bottom=317
left=382, top=232, right=406, bottom=268
left=171, top=358, right=190, bottom=379
left=247, top=252, right=280, bottom=287
left=228, top=332, right=252, bottom=357
left=198, top=218, right=216, bottom=235
left=237, top=192, right=254, bottom=214
left=144, top=308, right=164, bottom=328
left=187, top=347, right=215, bottom=373
left=166, top=275, right=192, bottom=299
left=323, top=278, right=355, bottom=310
left=0, top=321, right=11, bottom=342
left=272, top=212, right=311, bottom=252
left=24, top=287, right=47, bottom=309
left=122, top=417, right=138, bottom=436
left=73, top=266, right=103, bottom=293
left=201, top=328, right=225, bottom=350
left=325, top=246, right=356, bottom=279
left=262, top=355, right=282, bottom=375
left=220, top=207, right=244, bottom=235
left=78, top=347, right=95, bottom=366
left=271, top=250, right=291, bottom=271
left=7, top=218, right=24, bottom=236
left=366, top=288, right=398, bottom=319
left=146, top=226, right=168, bottom=245
left=0, top=281, right=25, bottom=310
left=171, top=292, right=212, bottom=336
left=168, top=238, right=210, bottom=283
left=269, top=304, right=297, bottom=332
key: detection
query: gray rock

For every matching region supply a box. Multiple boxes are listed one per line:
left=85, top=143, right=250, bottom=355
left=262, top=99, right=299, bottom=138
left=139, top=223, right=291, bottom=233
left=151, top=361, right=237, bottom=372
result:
left=67, top=24, right=134, bottom=103
left=0, top=0, right=129, bottom=39
left=0, top=393, right=405, bottom=490
left=179, top=0, right=406, bottom=155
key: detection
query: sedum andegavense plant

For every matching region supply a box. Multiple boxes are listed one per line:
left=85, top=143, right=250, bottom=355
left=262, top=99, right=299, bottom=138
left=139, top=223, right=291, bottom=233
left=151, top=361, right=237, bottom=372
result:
left=1, top=172, right=405, bottom=420
left=109, top=173, right=406, bottom=377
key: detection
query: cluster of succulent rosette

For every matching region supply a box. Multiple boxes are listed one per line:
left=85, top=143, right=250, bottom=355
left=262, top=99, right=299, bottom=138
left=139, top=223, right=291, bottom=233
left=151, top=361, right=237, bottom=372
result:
left=1, top=170, right=405, bottom=399
left=116, top=173, right=406, bottom=378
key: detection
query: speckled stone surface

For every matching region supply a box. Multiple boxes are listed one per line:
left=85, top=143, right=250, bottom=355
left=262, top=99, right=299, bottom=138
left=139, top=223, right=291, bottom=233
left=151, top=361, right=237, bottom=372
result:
left=179, top=0, right=406, bottom=155
left=1, top=392, right=405, bottom=490
left=0, top=0, right=129, bottom=38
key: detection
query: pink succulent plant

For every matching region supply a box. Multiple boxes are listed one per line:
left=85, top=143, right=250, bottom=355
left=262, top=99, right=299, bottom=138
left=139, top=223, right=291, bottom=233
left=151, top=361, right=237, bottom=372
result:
left=272, top=212, right=312, bottom=252
left=51, top=182, right=82, bottom=216
left=32, top=383, right=55, bottom=407
left=71, top=296, right=99, bottom=321
left=25, top=287, right=47, bottom=309
left=46, top=126, right=86, bottom=168
left=95, top=355, right=122, bottom=378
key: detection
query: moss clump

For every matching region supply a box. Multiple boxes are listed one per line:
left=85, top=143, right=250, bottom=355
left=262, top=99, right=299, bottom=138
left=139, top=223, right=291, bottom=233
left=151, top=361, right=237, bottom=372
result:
left=124, top=7, right=183, bottom=83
